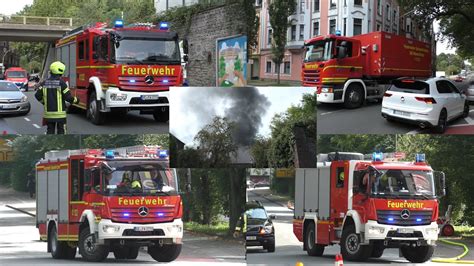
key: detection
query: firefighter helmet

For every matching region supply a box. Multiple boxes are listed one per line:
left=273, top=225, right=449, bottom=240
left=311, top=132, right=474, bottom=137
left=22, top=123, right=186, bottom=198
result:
left=50, top=61, right=66, bottom=75
left=131, top=180, right=142, bottom=189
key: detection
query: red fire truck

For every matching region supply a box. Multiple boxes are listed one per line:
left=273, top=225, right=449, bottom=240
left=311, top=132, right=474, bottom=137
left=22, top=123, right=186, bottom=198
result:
left=293, top=152, right=445, bottom=263
left=51, top=20, right=187, bottom=124
left=302, top=32, right=432, bottom=108
left=36, top=145, right=184, bottom=262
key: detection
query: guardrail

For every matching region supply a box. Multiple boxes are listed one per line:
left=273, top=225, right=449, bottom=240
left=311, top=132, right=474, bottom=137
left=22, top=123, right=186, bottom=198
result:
left=0, top=15, right=73, bottom=27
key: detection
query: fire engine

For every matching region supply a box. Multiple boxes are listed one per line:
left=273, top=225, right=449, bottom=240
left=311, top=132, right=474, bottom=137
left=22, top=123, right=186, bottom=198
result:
left=293, top=152, right=445, bottom=263
left=36, top=145, right=184, bottom=262
left=302, top=31, right=432, bottom=108
left=50, top=20, right=188, bottom=124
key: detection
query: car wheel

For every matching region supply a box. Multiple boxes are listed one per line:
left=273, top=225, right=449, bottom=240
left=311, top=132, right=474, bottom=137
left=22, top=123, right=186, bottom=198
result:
left=344, top=84, right=364, bottom=109
left=433, top=109, right=447, bottom=134
left=463, top=102, right=469, bottom=118
left=266, top=242, right=275, bottom=253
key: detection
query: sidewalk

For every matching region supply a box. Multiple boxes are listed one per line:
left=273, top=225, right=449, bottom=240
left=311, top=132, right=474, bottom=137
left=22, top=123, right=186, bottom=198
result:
left=248, top=187, right=294, bottom=210
left=0, top=185, right=34, bottom=206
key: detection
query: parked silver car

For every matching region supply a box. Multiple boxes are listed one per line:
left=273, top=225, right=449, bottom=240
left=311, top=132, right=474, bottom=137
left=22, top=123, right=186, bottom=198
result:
left=466, top=76, right=474, bottom=103
left=0, top=80, right=31, bottom=115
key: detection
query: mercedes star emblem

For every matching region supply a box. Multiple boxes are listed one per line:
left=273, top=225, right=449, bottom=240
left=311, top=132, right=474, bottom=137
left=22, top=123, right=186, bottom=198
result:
left=144, top=75, right=154, bottom=85
left=400, top=96, right=405, bottom=102
left=400, top=209, right=410, bottom=220
left=138, top=206, right=149, bottom=217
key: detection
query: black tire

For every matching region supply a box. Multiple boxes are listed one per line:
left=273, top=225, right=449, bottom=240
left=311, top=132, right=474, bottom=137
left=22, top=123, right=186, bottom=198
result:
left=127, top=247, right=139, bottom=259
left=113, top=246, right=139, bottom=260
left=49, top=225, right=76, bottom=259
left=305, top=223, right=325, bottom=256
left=340, top=224, right=372, bottom=261
left=371, top=244, right=384, bottom=258
left=153, top=107, right=169, bottom=123
left=463, top=102, right=470, bottom=118
left=148, top=244, right=181, bottom=262
left=87, top=91, right=106, bottom=125
left=266, top=242, right=275, bottom=253
left=66, top=103, right=79, bottom=114
left=433, top=109, right=447, bottom=134
left=78, top=227, right=109, bottom=262
left=401, top=245, right=434, bottom=263
left=344, top=84, right=364, bottom=109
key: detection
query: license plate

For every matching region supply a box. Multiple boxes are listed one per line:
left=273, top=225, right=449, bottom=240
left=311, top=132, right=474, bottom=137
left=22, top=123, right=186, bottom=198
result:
left=394, top=110, right=410, bottom=117
left=141, top=95, right=159, bottom=100
left=397, top=228, right=414, bottom=234
left=1, top=105, right=16, bottom=110
left=246, top=236, right=257, bottom=240
left=134, top=226, right=153, bottom=232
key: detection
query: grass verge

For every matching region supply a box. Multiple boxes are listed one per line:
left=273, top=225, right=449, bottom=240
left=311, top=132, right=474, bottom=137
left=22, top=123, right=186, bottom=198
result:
left=184, top=221, right=229, bottom=237
left=454, top=225, right=474, bottom=239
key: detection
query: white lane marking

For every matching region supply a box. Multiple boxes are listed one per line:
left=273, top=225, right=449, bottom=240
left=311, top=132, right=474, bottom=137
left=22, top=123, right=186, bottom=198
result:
left=24, top=118, right=30, bottom=122
left=319, top=110, right=344, bottom=116
left=33, top=124, right=41, bottom=129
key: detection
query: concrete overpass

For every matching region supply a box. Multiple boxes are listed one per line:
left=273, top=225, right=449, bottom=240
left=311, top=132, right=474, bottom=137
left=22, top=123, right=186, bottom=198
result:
left=0, top=15, right=73, bottom=42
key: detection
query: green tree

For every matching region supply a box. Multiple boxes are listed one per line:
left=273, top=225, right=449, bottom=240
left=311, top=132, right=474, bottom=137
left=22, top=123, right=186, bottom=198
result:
left=268, top=0, right=296, bottom=84
left=250, top=136, right=271, bottom=167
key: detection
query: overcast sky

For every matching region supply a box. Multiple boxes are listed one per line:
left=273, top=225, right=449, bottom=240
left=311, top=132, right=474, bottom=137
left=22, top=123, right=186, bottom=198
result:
left=1, top=0, right=33, bottom=15
left=169, top=87, right=314, bottom=146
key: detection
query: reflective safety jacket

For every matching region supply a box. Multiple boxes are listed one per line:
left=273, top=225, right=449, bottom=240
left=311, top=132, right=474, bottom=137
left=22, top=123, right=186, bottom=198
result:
left=35, top=76, right=79, bottom=120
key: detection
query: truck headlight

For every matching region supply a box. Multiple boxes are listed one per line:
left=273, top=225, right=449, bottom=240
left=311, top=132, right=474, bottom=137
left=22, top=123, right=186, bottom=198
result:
left=425, top=227, right=438, bottom=236
left=102, top=225, right=120, bottom=233
left=110, top=93, right=127, bottom=101
left=368, top=226, right=385, bottom=235
left=321, top=87, right=333, bottom=93
left=167, top=224, right=182, bottom=234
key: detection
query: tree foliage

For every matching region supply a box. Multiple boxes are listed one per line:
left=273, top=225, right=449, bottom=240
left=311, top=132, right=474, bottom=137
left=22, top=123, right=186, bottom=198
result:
left=268, top=0, right=296, bottom=84
left=436, top=53, right=464, bottom=75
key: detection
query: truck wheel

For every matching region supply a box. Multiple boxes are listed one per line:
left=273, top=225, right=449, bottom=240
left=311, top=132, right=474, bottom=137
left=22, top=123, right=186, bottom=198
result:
left=87, top=91, right=106, bottom=125
left=78, top=227, right=109, bottom=262
left=148, top=244, right=182, bottom=262
left=127, top=247, right=139, bottom=259
left=344, top=84, right=364, bottom=109
left=401, top=245, right=434, bottom=263
left=49, top=225, right=76, bottom=259
left=113, top=246, right=139, bottom=259
left=433, top=109, right=447, bottom=134
left=340, top=224, right=371, bottom=261
left=153, top=107, right=169, bottom=123
left=371, top=244, right=384, bottom=258
left=305, top=223, right=325, bottom=256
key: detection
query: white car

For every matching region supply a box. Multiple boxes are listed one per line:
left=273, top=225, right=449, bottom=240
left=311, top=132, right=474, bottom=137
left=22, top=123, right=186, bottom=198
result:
left=381, top=77, right=469, bottom=133
left=465, top=76, right=474, bottom=103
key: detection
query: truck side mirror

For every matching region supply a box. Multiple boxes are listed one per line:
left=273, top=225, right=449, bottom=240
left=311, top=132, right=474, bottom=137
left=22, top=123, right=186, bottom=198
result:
left=435, top=171, right=446, bottom=198
left=183, top=54, right=189, bottom=63
left=337, top=46, right=347, bottom=59
left=182, top=39, right=189, bottom=55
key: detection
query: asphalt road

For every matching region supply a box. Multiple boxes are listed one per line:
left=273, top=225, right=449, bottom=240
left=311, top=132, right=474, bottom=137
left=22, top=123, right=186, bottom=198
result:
left=246, top=188, right=471, bottom=266
left=317, top=81, right=474, bottom=134
left=0, top=187, right=245, bottom=265
left=0, top=91, right=168, bottom=134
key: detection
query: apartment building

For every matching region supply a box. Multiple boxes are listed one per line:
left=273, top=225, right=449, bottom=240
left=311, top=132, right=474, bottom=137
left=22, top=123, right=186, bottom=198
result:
left=255, top=0, right=427, bottom=83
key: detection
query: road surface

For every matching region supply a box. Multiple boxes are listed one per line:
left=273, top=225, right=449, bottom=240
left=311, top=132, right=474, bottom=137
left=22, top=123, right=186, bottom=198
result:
left=0, top=187, right=244, bottom=265
left=246, top=188, right=471, bottom=266
left=0, top=91, right=168, bottom=134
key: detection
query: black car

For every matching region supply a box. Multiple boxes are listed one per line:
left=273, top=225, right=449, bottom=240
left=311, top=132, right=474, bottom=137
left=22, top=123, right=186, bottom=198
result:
left=244, top=201, right=276, bottom=252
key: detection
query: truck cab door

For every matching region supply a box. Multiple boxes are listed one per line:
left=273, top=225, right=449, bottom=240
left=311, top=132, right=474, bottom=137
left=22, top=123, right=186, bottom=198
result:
left=330, top=161, right=349, bottom=222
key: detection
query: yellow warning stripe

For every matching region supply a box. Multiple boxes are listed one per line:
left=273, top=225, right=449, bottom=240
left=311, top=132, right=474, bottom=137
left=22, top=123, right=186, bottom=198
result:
left=70, top=201, right=87, bottom=205
left=323, top=65, right=363, bottom=72
left=91, top=202, right=105, bottom=206
left=318, top=220, right=333, bottom=225
left=76, top=65, right=115, bottom=69
left=383, top=68, right=430, bottom=72
left=37, top=163, right=68, bottom=171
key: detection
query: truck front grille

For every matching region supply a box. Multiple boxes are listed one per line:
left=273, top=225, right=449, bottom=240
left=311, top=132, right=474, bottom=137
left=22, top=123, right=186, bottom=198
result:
left=129, top=97, right=169, bottom=105
left=118, top=76, right=179, bottom=92
left=386, top=230, right=423, bottom=238
left=122, top=229, right=165, bottom=236
left=377, top=210, right=432, bottom=226
left=302, top=69, right=320, bottom=86
left=111, top=206, right=175, bottom=224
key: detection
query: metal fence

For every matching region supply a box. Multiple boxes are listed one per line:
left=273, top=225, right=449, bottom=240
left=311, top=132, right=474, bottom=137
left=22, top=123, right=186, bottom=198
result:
left=0, top=15, right=73, bottom=27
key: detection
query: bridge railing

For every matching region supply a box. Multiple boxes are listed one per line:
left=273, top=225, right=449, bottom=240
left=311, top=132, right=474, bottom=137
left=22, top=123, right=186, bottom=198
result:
left=0, top=15, right=73, bottom=27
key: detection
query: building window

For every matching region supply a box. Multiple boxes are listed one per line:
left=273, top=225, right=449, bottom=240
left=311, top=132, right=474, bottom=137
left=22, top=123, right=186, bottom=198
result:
left=314, top=0, right=319, bottom=12
left=386, top=4, right=390, bottom=21
left=268, top=29, right=273, bottom=45
left=284, top=61, right=291, bottom=74
left=330, top=0, right=336, bottom=9
left=256, top=0, right=262, bottom=7
left=329, top=19, right=336, bottom=34
left=266, top=61, right=272, bottom=73
left=300, top=0, right=305, bottom=13
left=343, top=18, right=347, bottom=36
left=274, top=63, right=279, bottom=73
left=299, top=24, right=305, bottom=40
left=291, top=25, right=297, bottom=41
left=353, top=18, right=362, bottom=36
left=78, top=41, right=85, bottom=60
left=354, top=0, right=362, bottom=6
left=377, top=0, right=381, bottom=15
left=313, top=21, right=319, bottom=36
left=393, top=10, right=397, bottom=22
left=376, top=24, right=381, bottom=31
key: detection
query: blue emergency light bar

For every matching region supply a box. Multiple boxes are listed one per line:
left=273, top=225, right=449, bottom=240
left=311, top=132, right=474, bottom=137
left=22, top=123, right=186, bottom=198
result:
left=162, top=79, right=169, bottom=84
left=105, top=150, right=115, bottom=159
left=114, top=20, right=124, bottom=28
left=130, top=79, right=136, bottom=83
left=415, top=153, right=425, bottom=162
left=159, top=22, right=169, bottom=30
left=158, top=150, right=168, bottom=158
left=335, top=30, right=342, bottom=36
left=123, top=213, right=130, bottom=217
left=372, top=152, right=383, bottom=162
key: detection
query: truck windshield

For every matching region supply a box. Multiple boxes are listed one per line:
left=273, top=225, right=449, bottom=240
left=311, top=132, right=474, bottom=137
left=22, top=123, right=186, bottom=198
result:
left=114, top=38, right=180, bottom=65
left=7, top=71, right=26, bottom=78
left=371, top=169, right=435, bottom=199
left=102, top=161, right=178, bottom=196
left=304, top=40, right=333, bottom=63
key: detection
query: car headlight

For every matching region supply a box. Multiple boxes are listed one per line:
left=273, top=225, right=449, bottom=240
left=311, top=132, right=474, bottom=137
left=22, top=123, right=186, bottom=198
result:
left=259, top=225, right=273, bottom=234
left=21, top=96, right=27, bottom=102
left=110, top=93, right=127, bottom=101
left=368, top=226, right=385, bottom=235
left=102, top=225, right=120, bottom=233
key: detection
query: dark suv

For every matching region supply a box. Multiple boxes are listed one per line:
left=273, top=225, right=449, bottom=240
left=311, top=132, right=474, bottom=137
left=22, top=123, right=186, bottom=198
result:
left=244, top=201, right=276, bottom=252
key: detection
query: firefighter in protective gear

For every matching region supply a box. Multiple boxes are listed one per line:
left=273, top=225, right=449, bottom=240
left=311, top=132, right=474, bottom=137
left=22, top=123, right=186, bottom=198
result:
left=35, top=61, right=79, bottom=134
left=234, top=212, right=247, bottom=238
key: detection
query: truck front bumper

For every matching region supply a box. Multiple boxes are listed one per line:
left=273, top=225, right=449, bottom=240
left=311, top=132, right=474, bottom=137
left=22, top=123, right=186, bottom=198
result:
left=317, top=92, right=344, bottom=103
left=98, top=218, right=183, bottom=244
left=364, top=220, right=438, bottom=246
left=105, top=87, right=169, bottom=108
